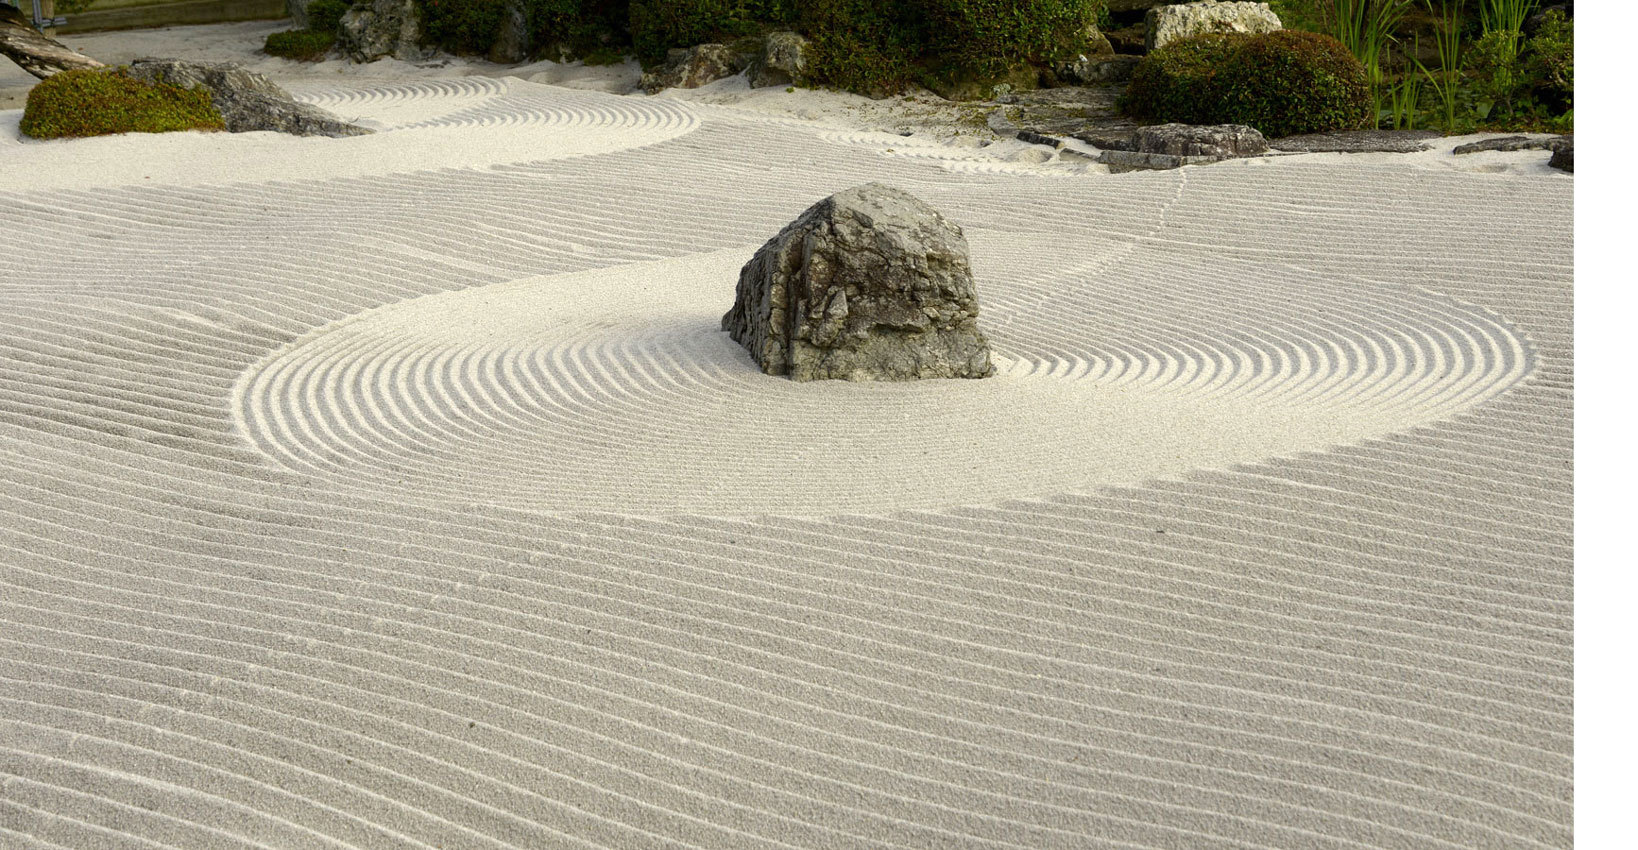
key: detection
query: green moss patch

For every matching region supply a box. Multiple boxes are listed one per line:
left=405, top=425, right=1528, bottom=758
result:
left=264, top=30, right=338, bottom=61
left=1121, top=30, right=1370, bottom=138
left=20, top=68, right=225, bottom=140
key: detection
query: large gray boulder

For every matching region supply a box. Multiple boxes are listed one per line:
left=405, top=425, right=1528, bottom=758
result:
left=748, top=31, right=809, bottom=88
left=338, top=0, right=428, bottom=63
left=123, top=58, right=371, bottom=137
left=1133, top=122, right=1267, bottom=156
left=1146, top=1, right=1282, bottom=52
left=641, top=44, right=747, bottom=94
left=723, top=184, right=996, bottom=382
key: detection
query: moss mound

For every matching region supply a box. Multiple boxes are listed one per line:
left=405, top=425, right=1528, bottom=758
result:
left=20, top=68, right=225, bottom=140
left=264, top=30, right=338, bottom=61
left=1121, top=30, right=1370, bottom=137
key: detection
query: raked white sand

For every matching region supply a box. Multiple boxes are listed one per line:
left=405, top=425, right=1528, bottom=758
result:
left=1, top=22, right=1571, bottom=850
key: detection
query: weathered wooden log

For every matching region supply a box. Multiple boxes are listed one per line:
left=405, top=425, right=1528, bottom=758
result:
left=1, top=5, right=105, bottom=80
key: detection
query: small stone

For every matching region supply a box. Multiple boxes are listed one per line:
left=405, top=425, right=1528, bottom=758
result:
left=722, top=183, right=996, bottom=382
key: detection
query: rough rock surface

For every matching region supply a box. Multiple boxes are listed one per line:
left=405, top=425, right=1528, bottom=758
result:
left=722, top=183, right=995, bottom=382
left=748, top=31, right=809, bottom=88
left=1053, top=53, right=1141, bottom=84
left=338, top=0, right=428, bottom=63
left=1146, top=1, right=1282, bottom=52
left=1133, top=122, right=1267, bottom=157
left=285, top=0, right=316, bottom=31
left=1549, top=140, right=1573, bottom=172
left=641, top=44, right=746, bottom=94
left=1452, top=134, right=1572, bottom=155
left=489, top=0, right=533, bottom=64
left=122, top=58, right=371, bottom=137
left=1270, top=129, right=1440, bottom=153
left=1099, top=149, right=1230, bottom=172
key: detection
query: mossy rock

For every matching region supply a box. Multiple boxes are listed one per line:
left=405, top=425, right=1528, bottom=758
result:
left=923, top=65, right=1042, bottom=102
left=264, top=30, right=338, bottom=61
left=20, top=68, right=225, bottom=140
left=1120, top=30, right=1369, bottom=138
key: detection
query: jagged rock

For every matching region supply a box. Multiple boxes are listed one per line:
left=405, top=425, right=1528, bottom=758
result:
left=338, top=0, right=428, bottom=63
left=641, top=44, right=746, bottom=94
left=1549, top=139, right=1573, bottom=172
left=1133, top=122, right=1267, bottom=157
left=722, top=183, right=995, bottom=382
left=122, top=58, right=371, bottom=137
left=748, top=30, right=808, bottom=88
left=1146, top=1, right=1282, bottom=52
left=1452, top=135, right=1572, bottom=155
left=1270, top=129, right=1440, bottom=153
left=1053, top=53, right=1141, bottom=84
left=489, top=0, right=533, bottom=64
left=286, top=0, right=316, bottom=30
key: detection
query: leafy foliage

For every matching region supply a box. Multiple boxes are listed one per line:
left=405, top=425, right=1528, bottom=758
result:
left=264, top=30, right=338, bottom=61
left=418, top=0, right=512, bottom=54
left=306, top=0, right=354, bottom=33
left=20, top=68, right=224, bottom=140
left=796, top=0, right=1106, bottom=96
left=1120, top=30, right=1371, bottom=137
left=1118, top=33, right=1240, bottom=126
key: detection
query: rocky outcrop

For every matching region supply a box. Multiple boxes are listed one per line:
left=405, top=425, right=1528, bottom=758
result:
left=285, top=0, right=317, bottom=31
left=1146, top=1, right=1282, bottom=52
left=748, top=30, right=809, bottom=88
left=122, top=58, right=371, bottom=137
left=1052, top=53, right=1141, bottom=84
left=1549, top=139, right=1573, bottom=172
left=722, top=183, right=995, bottom=382
left=1133, top=122, right=1268, bottom=157
left=338, top=0, right=428, bottom=63
left=489, top=0, right=533, bottom=64
left=641, top=44, right=745, bottom=94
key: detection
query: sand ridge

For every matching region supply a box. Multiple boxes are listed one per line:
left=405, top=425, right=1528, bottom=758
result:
left=0, top=23, right=1572, bottom=850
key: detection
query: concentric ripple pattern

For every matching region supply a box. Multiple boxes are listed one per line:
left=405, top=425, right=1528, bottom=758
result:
left=235, top=236, right=1532, bottom=515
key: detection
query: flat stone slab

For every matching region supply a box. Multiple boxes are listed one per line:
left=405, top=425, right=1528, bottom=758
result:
left=1271, top=129, right=1443, bottom=153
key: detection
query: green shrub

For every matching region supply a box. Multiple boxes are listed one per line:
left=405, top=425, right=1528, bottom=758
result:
left=798, top=0, right=918, bottom=94
left=531, top=1, right=632, bottom=58
left=264, top=30, right=338, bottom=60
left=1217, top=30, right=1372, bottom=136
left=796, top=0, right=1104, bottom=96
left=918, top=0, right=1104, bottom=80
left=417, top=0, right=511, bottom=54
left=20, top=68, right=225, bottom=140
left=1525, top=8, right=1572, bottom=111
left=627, top=0, right=777, bottom=65
left=1120, top=30, right=1370, bottom=137
left=306, top=0, right=353, bottom=33
left=1118, top=32, right=1240, bottom=125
